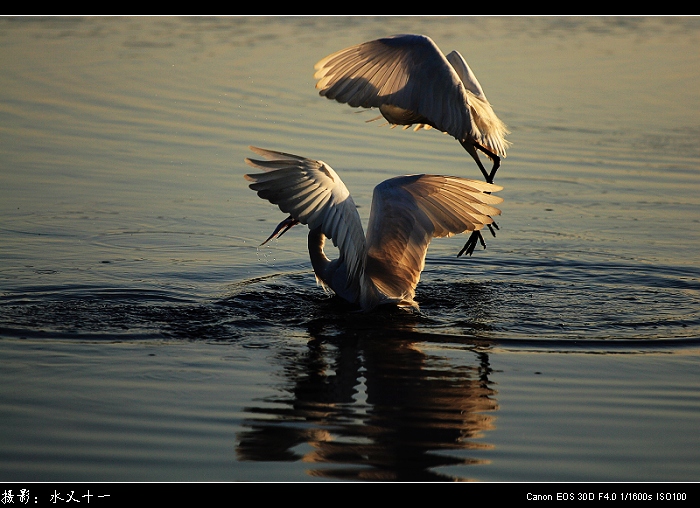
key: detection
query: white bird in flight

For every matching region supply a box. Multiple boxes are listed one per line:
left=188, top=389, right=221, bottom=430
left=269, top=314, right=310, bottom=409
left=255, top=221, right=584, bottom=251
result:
left=245, top=146, right=503, bottom=311
left=314, top=34, right=511, bottom=185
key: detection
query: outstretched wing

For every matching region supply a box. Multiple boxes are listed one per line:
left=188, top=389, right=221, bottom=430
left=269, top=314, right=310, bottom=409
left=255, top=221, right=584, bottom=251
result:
left=244, top=146, right=366, bottom=283
left=314, top=34, right=473, bottom=142
left=364, top=174, right=503, bottom=304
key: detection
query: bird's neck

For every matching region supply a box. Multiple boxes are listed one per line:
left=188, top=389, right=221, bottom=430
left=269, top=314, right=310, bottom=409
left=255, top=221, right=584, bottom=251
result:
left=308, top=227, right=378, bottom=309
left=307, top=227, right=332, bottom=287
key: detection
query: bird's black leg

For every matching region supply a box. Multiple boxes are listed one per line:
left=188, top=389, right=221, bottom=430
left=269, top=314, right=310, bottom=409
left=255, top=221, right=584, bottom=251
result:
left=473, top=142, right=501, bottom=184
left=458, top=140, right=502, bottom=256
left=470, top=143, right=501, bottom=183
left=460, top=139, right=492, bottom=183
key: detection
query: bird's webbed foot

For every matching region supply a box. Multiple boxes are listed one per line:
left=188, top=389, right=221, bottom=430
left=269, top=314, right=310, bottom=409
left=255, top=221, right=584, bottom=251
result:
left=458, top=216, right=498, bottom=257
left=260, top=215, right=300, bottom=245
left=458, top=230, right=486, bottom=257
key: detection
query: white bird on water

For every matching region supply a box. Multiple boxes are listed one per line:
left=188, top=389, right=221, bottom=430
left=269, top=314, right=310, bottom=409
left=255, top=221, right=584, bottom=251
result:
left=313, top=34, right=511, bottom=185
left=245, top=146, right=503, bottom=312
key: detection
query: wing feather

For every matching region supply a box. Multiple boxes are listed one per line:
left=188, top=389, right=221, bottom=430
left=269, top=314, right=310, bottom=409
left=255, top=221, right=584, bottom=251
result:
left=364, top=174, right=503, bottom=305
left=315, top=34, right=472, bottom=141
left=245, top=147, right=365, bottom=281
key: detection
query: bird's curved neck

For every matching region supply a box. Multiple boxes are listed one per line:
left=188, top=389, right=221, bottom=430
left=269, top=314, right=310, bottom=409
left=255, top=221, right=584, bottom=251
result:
left=307, top=227, right=332, bottom=286
left=307, top=227, right=373, bottom=308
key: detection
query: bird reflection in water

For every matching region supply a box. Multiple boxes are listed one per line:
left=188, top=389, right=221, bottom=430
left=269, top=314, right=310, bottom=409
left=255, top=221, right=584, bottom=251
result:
left=236, top=312, right=498, bottom=481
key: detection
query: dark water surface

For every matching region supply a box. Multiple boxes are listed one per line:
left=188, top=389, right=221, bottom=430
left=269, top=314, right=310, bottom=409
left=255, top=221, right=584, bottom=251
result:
left=1, top=16, right=699, bottom=482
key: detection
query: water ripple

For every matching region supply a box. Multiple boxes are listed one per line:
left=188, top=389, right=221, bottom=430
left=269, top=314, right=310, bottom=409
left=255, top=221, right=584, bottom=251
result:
left=2, top=254, right=698, bottom=348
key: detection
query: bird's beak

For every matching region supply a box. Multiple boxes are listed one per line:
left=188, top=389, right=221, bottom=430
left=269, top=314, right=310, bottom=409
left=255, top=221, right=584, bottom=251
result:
left=260, top=215, right=300, bottom=246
